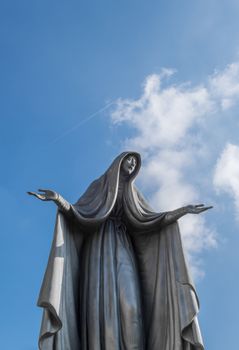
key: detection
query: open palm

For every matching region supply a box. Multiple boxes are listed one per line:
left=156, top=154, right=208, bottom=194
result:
left=186, top=204, right=213, bottom=214
left=27, top=189, right=58, bottom=201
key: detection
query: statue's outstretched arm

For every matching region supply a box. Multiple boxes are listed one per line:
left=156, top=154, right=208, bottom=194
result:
left=162, top=204, right=213, bottom=226
left=27, top=189, right=71, bottom=214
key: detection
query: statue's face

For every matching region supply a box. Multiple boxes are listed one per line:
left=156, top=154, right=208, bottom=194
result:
left=122, top=155, right=137, bottom=175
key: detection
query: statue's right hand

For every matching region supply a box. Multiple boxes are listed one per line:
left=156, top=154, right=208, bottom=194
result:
left=27, top=189, right=58, bottom=201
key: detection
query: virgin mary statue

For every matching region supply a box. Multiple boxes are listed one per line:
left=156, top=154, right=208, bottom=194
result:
left=28, top=152, right=211, bottom=350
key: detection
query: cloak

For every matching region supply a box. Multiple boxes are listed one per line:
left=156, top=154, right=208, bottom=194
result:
left=37, top=152, right=204, bottom=350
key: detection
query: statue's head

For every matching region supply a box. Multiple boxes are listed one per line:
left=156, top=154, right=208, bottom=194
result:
left=102, top=151, right=141, bottom=183
left=121, top=155, right=137, bottom=176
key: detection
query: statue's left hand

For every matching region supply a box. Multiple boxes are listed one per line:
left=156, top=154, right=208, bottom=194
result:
left=186, top=204, right=213, bottom=214
left=27, top=189, right=58, bottom=201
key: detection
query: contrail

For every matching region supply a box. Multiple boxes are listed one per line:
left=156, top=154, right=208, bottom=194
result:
left=51, top=100, right=115, bottom=144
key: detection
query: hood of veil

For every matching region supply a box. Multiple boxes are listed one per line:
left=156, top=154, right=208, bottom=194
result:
left=71, top=151, right=158, bottom=227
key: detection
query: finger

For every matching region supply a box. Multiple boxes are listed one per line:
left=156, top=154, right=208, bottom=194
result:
left=203, top=206, right=213, bottom=210
left=38, top=189, right=48, bottom=193
left=28, top=192, right=41, bottom=198
left=36, top=194, right=46, bottom=200
left=198, top=206, right=213, bottom=212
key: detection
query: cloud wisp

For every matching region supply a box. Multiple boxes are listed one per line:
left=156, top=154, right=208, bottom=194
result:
left=214, top=143, right=239, bottom=219
left=110, top=62, right=239, bottom=278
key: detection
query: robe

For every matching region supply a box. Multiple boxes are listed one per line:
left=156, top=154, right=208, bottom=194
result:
left=37, top=152, right=204, bottom=350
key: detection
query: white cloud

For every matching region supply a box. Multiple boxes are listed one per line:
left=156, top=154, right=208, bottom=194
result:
left=214, top=143, right=239, bottom=218
left=112, top=73, right=213, bottom=149
left=209, top=63, right=239, bottom=110
left=110, top=62, right=239, bottom=278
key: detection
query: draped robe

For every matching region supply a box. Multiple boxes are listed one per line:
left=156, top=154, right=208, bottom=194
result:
left=37, top=152, right=204, bottom=350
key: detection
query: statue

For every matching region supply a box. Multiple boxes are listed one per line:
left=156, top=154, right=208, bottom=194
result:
left=28, top=152, right=212, bottom=350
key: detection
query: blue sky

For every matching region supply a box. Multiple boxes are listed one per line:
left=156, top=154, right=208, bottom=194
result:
left=1, top=1, right=239, bottom=349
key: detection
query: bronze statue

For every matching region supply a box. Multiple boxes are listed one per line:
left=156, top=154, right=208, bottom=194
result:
left=28, top=152, right=212, bottom=350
